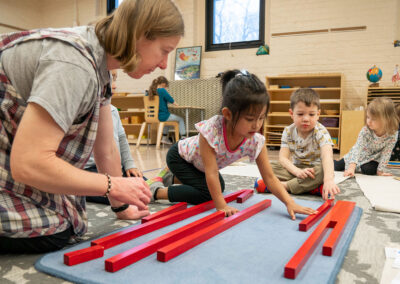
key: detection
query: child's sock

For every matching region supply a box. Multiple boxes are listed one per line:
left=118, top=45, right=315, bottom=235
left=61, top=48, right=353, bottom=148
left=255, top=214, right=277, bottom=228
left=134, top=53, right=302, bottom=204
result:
left=149, top=181, right=164, bottom=201
left=254, top=178, right=270, bottom=193
left=309, top=184, right=324, bottom=196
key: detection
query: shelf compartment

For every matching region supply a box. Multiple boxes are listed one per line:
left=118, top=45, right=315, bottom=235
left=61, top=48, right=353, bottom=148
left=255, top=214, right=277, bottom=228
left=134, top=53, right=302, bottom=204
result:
left=265, top=73, right=343, bottom=152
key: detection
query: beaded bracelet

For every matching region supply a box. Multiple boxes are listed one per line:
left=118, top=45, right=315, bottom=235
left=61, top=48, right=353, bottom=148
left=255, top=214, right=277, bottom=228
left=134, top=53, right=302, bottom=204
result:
left=103, top=173, right=112, bottom=197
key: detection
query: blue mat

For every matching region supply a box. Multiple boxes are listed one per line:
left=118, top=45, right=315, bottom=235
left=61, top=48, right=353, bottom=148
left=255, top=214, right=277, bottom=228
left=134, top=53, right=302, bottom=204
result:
left=35, top=194, right=362, bottom=284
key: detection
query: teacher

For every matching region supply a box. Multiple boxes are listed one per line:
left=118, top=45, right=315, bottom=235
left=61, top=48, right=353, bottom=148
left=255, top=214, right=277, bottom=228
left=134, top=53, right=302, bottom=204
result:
left=0, top=0, right=184, bottom=253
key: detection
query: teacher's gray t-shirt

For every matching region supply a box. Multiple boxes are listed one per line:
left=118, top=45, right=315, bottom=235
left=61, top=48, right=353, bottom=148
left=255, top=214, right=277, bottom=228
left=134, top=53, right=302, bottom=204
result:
left=1, top=26, right=109, bottom=133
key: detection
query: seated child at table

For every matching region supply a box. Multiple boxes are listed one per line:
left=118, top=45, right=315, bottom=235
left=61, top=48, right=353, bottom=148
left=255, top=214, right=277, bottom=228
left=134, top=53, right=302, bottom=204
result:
left=148, top=76, right=186, bottom=144
left=335, top=98, right=399, bottom=176
left=267, top=88, right=340, bottom=200
left=147, top=69, right=316, bottom=219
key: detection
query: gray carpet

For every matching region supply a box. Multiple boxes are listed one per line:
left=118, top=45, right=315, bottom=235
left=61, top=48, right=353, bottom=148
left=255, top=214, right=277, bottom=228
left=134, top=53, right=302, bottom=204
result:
left=0, top=174, right=399, bottom=284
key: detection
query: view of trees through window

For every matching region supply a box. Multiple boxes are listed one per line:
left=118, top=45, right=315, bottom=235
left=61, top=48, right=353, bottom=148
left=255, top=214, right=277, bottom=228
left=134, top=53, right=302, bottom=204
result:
left=213, top=0, right=260, bottom=44
left=206, top=0, right=264, bottom=51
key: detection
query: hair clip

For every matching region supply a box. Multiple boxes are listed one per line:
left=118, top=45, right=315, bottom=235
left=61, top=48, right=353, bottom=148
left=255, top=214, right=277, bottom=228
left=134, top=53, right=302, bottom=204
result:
left=235, top=69, right=250, bottom=77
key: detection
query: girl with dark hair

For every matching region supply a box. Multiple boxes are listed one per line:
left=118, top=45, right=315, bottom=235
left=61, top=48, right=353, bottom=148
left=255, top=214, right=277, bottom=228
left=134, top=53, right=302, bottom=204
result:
left=148, top=69, right=316, bottom=219
left=147, top=76, right=186, bottom=144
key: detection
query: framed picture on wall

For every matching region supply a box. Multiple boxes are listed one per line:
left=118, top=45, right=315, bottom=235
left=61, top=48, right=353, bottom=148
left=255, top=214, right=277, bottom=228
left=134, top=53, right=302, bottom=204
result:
left=174, top=46, right=202, bottom=80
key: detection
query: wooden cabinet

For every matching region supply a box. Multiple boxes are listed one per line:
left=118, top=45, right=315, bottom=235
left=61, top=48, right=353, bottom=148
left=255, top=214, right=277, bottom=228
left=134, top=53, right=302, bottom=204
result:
left=367, top=87, right=400, bottom=105
left=111, top=93, right=156, bottom=144
left=340, top=110, right=365, bottom=157
left=265, top=73, right=343, bottom=150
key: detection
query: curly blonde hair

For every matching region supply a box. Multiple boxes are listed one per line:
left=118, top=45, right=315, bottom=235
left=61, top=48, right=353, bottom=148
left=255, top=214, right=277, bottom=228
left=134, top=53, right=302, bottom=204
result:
left=95, top=0, right=184, bottom=72
left=366, top=97, right=399, bottom=135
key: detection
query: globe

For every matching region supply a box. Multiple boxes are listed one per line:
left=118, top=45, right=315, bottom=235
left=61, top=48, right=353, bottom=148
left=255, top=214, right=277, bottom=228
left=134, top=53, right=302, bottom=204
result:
left=366, top=65, right=382, bottom=83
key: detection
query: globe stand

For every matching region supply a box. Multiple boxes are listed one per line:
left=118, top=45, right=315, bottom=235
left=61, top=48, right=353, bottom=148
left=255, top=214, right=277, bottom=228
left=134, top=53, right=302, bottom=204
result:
left=369, top=83, right=379, bottom=87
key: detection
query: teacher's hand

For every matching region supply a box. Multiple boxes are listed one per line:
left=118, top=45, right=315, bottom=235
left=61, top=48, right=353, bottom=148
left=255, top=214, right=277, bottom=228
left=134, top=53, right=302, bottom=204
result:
left=109, top=177, right=151, bottom=210
left=115, top=205, right=150, bottom=220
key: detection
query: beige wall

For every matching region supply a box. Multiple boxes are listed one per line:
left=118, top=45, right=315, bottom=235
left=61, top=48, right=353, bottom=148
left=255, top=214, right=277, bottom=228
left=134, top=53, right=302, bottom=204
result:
left=39, top=0, right=106, bottom=28
left=175, top=0, right=400, bottom=109
left=2, top=0, right=399, bottom=106
left=0, top=0, right=42, bottom=33
left=0, top=0, right=105, bottom=32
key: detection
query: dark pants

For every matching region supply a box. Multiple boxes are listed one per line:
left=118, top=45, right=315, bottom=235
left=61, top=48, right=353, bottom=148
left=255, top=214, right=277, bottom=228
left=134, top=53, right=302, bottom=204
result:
left=166, top=143, right=225, bottom=204
left=0, top=227, right=72, bottom=254
left=390, top=129, right=400, bottom=161
left=85, top=165, right=147, bottom=205
left=334, top=158, right=379, bottom=175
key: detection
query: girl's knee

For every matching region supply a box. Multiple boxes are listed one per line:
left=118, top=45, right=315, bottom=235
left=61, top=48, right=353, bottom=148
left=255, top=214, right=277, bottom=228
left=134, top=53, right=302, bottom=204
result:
left=334, top=159, right=345, bottom=171
left=360, top=161, right=378, bottom=175
left=361, top=167, right=377, bottom=175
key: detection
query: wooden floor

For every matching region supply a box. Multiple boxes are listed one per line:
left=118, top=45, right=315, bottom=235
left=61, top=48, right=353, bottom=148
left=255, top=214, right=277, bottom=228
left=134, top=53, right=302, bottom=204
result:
left=130, top=144, right=340, bottom=178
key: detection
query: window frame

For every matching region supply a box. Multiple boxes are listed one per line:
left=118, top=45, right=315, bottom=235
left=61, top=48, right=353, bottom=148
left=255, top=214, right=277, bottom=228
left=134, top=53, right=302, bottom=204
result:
left=107, top=0, right=123, bottom=14
left=205, top=0, right=265, bottom=52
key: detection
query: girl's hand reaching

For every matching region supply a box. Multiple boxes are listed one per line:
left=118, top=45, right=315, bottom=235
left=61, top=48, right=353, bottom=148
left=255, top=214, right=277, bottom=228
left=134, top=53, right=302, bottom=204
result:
left=286, top=202, right=317, bottom=220
left=218, top=205, right=239, bottom=217
left=343, top=168, right=355, bottom=177
left=344, top=163, right=356, bottom=177
left=377, top=171, right=393, bottom=176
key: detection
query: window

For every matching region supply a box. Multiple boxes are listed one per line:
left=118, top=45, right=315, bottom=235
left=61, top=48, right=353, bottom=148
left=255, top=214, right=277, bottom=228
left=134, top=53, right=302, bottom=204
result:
left=107, top=0, right=124, bottom=14
left=206, top=0, right=265, bottom=52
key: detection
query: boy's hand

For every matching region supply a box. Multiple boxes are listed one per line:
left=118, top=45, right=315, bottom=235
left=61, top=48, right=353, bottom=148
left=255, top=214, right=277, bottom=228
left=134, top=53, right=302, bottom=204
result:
left=286, top=202, right=317, bottom=220
left=344, top=164, right=356, bottom=177
left=322, top=180, right=340, bottom=200
left=218, top=205, right=239, bottom=217
left=377, top=171, right=393, bottom=176
left=296, top=168, right=315, bottom=179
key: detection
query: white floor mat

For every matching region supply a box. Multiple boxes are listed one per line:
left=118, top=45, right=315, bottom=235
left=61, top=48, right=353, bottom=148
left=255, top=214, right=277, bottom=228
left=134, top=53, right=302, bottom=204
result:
left=220, top=164, right=260, bottom=177
left=355, top=174, right=400, bottom=213
left=220, top=163, right=350, bottom=184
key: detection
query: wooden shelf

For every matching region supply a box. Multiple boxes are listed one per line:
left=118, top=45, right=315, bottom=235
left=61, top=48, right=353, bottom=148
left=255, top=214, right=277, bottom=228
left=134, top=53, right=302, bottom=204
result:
left=269, top=113, right=340, bottom=117
left=112, top=95, right=144, bottom=110
left=112, top=94, right=157, bottom=144
left=265, top=73, right=343, bottom=150
left=268, top=87, right=341, bottom=92
left=367, top=87, right=400, bottom=104
left=119, top=110, right=145, bottom=115
left=270, top=100, right=340, bottom=104
left=266, top=73, right=342, bottom=79
left=122, top=123, right=143, bottom=127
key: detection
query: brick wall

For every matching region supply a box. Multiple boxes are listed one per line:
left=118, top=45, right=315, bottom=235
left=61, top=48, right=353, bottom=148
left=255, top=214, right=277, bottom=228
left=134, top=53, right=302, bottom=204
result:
left=117, top=0, right=400, bottom=110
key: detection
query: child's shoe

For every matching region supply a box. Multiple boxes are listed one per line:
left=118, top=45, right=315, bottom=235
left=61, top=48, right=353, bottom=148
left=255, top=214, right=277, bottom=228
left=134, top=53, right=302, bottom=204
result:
left=146, top=176, right=163, bottom=186
left=161, top=136, right=172, bottom=145
left=309, top=184, right=323, bottom=196
left=254, top=178, right=270, bottom=193
left=157, top=166, right=174, bottom=187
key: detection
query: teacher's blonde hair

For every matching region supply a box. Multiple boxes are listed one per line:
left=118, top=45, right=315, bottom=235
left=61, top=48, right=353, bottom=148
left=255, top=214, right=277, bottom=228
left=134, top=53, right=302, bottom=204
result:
left=95, top=0, right=184, bottom=72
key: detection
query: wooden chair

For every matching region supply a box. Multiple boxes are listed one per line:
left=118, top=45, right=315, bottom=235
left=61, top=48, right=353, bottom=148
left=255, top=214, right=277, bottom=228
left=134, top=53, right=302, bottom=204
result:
left=136, top=96, right=179, bottom=149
